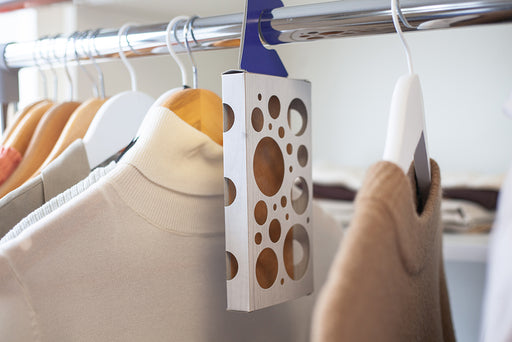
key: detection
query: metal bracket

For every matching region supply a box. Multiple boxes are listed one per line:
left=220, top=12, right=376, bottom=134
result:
left=0, top=44, right=19, bottom=133
left=239, top=0, right=288, bottom=77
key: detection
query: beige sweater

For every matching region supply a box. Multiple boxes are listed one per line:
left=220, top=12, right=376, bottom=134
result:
left=311, top=160, right=456, bottom=342
left=0, top=106, right=343, bottom=342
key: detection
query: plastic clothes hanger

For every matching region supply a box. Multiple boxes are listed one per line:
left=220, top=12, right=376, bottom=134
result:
left=148, top=15, right=190, bottom=112
left=0, top=39, right=50, bottom=145
left=82, top=23, right=155, bottom=169
left=383, top=0, right=431, bottom=212
left=0, top=35, right=80, bottom=197
left=160, top=16, right=223, bottom=146
left=32, top=31, right=108, bottom=177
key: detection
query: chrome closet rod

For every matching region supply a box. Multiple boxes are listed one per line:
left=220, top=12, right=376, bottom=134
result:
left=3, top=0, right=512, bottom=70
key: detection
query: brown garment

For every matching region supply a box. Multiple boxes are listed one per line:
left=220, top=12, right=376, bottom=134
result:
left=311, top=160, right=456, bottom=342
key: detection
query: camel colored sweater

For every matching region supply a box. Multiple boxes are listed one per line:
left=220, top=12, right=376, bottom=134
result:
left=311, top=160, right=455, bottom=342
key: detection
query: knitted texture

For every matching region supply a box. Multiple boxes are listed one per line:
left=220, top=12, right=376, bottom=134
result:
left=311, top=160, right=456, bottom=342
left=2, top=161, right=116, bottom=243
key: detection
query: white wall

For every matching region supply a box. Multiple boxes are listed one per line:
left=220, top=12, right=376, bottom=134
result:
left=277, top=23, right=512, bottom=174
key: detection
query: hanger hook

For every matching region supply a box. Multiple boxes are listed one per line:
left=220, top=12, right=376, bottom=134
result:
left=40, top=36, right=58, bottom=101
left=166, top=16, right=190, bottom=88
left=117, top=23, right=138, bottom=92
left=32, top=39, right=48, bottom=99
left=75, top=30, right=99, bottom=98
left=396, top=1, right=417, bottom=29
left=62, top=32, right=76, bottom=101
left=86, top=29, right=105, bottom=99
left=391, top=0, right=414, bottom=75
left=183, top=16, right=199, bottom=89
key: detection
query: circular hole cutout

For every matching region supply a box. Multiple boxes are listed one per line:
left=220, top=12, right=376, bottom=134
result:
left=268, top=95, right=280, bottom=119
left=254, top=200, right=268, bottom=225
left=287, top=98, right=308, bottom=136
left=281, top=196, right=287, bottom=208
left=269, top=219, right=281, bottom=243
left=253, top=137, right=285, bottom=197
left=283, top=224, right=310, bottom=280
left=258, top=93, right=262, bottom=101
left=297, top=145, right=308, bottom=167
left=255, top=232, right=262, bottom=245
left=289, top=166, right=293, bottom=172
left=307, top=217, right=310, bottom=223
left=256, top=248, right=278, bottom=289
left=224, top=177, right=236, bottom=206
left=286, top=214, right=289, bottom=220
left=278, top=127, right=285, bottom=138
left=223, top=103, right=235, bottom=132
left=251, top=107, right=264, bottom=132
left=226, top=252, right=239, bottom=280
left=291, top=177, right=309, bottom=215
left=273, top=204, right=277, bottom=211
left=281, top=278, right=284, bottom=285
left=269, top=123, right=272, bottom=130
left=286, top=144, right=293, bottom=155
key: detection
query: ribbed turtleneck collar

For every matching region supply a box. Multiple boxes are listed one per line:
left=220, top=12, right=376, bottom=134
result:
left=104, top=106, right=225, bottom=234
left=118, top=106, right=223, bottom=196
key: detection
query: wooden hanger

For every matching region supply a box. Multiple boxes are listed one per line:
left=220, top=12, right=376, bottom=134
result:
left=0, top=100, right=45, bottom=144
left=0, top=101, right=80, bottom=198
left=4, top=100, right=54, bottom=156
left=158, top=17, right=223, bottom=146
left=161, top=88, right=223, bottom=146
left=31, top=97, right=107, bottom=178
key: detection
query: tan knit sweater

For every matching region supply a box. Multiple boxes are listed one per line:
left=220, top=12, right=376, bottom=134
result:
left=311, top=160, right=456, bottom=342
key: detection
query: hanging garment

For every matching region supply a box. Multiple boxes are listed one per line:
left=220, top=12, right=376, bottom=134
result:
left=0, top=146, right=21, bottom=185
left=0, top=106, right=343, bottom=342
left=311, top=161, right=456, bottom=342
left=0, top=139, right=90, bottom=235
left=480, top=163, right=512, bottom=342
left=1, top=161, right=116, bottom=243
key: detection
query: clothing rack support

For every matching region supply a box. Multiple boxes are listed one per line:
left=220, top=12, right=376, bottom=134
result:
left=0, top=43, right=19, bottom=133
left=1, top=0, right=512, bottom=70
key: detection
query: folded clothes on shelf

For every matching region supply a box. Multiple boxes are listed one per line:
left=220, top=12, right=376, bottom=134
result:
left=314, top=198, right=495, bottom=234
left=313, top=162, right=503, bottom=211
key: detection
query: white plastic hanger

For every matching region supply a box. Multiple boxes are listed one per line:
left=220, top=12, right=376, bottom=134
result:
left=83, top=23, right=155, bottom=169
left=383, top=0, right=431, bottom=211
left=148, top=15, right=190, bottom=111
left=85, top=29, right=106, bottom=100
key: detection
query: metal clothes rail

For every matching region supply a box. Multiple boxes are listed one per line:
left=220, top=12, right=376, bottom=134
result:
left=2, top=0, right=512, bottom=70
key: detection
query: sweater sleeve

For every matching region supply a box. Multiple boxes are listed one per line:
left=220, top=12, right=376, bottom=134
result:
left=0, top=252, right=38, bottom=341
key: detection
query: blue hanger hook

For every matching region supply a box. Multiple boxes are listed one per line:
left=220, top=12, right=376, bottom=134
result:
left=240, top=0, right=288, bottom=77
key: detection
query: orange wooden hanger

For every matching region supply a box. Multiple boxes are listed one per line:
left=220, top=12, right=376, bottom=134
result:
left=160, top=18, right=222, bottom=145
left=4, top=100, right=54, bottom=156
left=0, top=101, right=80, bottom=197
left=161, top=88, right=223, bottom=146
left=0, top=100, right=46, bottom=144
left=31, top=97, right=107, bottom=178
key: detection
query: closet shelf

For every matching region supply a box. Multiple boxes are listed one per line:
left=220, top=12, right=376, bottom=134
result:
left=443, top=234, right=489, bottom=263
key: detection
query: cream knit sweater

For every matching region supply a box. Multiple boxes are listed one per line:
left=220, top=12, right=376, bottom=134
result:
left=0, top=106, right=342, bottom=341
left=311, top=160, right=456, bottom=342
